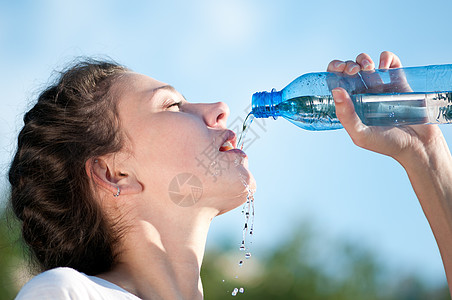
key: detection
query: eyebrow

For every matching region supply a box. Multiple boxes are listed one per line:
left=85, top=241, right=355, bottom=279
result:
left=150, top=85, right=187, bottom=102
left=151, top=85, right=177, bottom=95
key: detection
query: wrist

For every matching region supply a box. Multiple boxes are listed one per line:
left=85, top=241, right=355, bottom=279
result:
left=395, top=126, right=450, bottom=172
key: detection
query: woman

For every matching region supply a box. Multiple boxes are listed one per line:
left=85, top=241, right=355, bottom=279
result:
left=10, top=60, right=255, bottom=299
left=9, top=51, right=452, bottom=298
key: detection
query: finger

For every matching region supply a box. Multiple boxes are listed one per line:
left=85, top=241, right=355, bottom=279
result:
left=327, top=60, right=346, bottom=72
left=379, top=51, right=410, bottom=91
left=355, top=53, right=375, bottom=71
left=355, top=53, right=384, bottom=89
left=344, top=60, right=360, bottom=75
left=379, top=51, right=403, bottom=69
left=332, top=88, right=367, bottom=142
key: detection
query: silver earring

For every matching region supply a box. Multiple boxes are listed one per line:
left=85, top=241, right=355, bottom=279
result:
left=113, top=187, right=120, bottom=197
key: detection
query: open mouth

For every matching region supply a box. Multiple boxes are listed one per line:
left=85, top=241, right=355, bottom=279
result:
left=218, top=130, right=247, bottom=158
left=219, top=130, right=237, bottom=152
left=219, top=140, right=235, bottom=152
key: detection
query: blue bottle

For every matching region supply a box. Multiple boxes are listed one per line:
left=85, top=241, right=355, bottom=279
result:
left=251, top=65, right=452, bottom=130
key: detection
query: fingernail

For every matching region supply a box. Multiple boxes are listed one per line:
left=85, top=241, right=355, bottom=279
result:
left=334, top=61, right=345, bottom=69
left=362, top=59, right=372, bottom=70
left=332, top=88, right=343, bottom=103
left=348, top=65, right=359, bottom=73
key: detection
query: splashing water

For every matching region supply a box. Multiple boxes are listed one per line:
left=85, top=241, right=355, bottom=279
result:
left=239, top=174, right=255, bottom=256
left=228, top=113, right=256, bottom=296
left=231, top=287, right=245, bottom=296
left=230, top=174, right=255, bottom=296
left=237, top=112, right=255, bottom=150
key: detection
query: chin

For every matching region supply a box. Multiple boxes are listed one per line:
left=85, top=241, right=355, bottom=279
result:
left=244, top=171, right=257, bottom=191
left=237, top=163, right=257, bottom=191
left=215, top=171, right=256, bottom=216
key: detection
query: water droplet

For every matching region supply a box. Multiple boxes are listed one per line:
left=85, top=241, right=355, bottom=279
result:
left=239, top=287, right=245, bottom=293
left=232, top=288, right=239, bottom=296
left=238, top=260, right=243, bottom=266
left=245, top=252, right=252, bottom=259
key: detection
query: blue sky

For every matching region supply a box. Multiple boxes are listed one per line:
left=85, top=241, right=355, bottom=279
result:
left=1, top=0, right=452, bottom=286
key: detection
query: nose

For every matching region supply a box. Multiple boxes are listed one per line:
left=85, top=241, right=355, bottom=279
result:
left=188, top=102, right=230, bottom=128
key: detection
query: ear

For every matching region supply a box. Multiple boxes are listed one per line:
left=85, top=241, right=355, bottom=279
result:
left=85, top=157, right=143, bottom=197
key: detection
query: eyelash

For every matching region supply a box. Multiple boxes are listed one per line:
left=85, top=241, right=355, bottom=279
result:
left=168, top=102, right=181, bottom=108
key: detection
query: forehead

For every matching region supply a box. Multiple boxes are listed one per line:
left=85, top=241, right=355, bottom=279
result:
left=116, top=72, right=167, bottom=96
left=112, top=72, right=172, bottom=117
left=113, top=72, right=181, bottom=122
left=114, top=73, right=185, bottom=111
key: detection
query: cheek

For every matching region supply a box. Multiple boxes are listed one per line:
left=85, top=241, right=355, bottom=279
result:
left=158, top=135, right=199, bottom=168
left=133, top=117, right=211, bottom=172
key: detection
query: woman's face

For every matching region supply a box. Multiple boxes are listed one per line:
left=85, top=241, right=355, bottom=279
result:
left=114, top=72, right=255, bottom=215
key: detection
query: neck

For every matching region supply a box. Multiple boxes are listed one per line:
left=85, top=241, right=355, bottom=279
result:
left=99, top=207, right=217, bottom=300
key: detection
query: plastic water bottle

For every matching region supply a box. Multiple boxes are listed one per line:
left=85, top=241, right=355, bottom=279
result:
left=251, top=65, right=452, bottom=130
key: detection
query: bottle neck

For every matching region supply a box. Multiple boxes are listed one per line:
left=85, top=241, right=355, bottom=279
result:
left=251, top=89, right=283, bottom=118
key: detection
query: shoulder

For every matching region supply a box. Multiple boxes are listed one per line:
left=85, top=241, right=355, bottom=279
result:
left=15, top=267, right=140, bottom=300
left=22, top=267, right=86, bottom=285
left=15, top=268, right=93, bottom=299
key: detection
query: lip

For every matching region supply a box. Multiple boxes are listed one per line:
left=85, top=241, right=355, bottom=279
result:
left=219, top=129, right=237, bottom=149
left=223, top=148, right=247, bottom=158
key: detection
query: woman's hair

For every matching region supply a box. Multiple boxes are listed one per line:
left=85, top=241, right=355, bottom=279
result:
left=8, top=59, right=129, bottom=275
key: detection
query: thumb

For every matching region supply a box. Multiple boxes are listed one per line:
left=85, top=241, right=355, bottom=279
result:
left=332, top=88, right=366, bottom=136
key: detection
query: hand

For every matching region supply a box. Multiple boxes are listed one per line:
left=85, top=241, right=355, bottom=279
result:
left=327, top=51, right=412, bottom=94
left=327, top=51, right=444, bottom=166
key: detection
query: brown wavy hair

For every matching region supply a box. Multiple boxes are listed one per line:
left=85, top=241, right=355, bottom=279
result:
left=8, top=59, right=129, bottom=275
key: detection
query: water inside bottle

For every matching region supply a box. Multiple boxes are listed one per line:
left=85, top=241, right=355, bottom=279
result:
left=275, top=92, right=452, bottom=130
left=275, top=95, right=342, bottom=130
left=354, top=91, right=452, bottom=126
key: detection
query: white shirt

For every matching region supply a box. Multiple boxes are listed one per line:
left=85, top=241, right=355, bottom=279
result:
left=15, top=267, right=141, bottom=300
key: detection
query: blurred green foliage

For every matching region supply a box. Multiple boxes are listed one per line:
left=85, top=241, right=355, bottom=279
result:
left=0, top=207, right=449, bottom=300
left=201, top=227, right=450, bottom=300
left=0, top=206, right=29, bottom=300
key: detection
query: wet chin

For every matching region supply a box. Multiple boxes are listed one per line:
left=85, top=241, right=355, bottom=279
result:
left=217, top=173, right=256, bottom=216
left=244, top=171, right=257, bottom=191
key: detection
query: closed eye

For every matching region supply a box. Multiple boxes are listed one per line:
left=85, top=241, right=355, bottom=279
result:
left=168, top=102, right=181, bottom=107
left=168, top=102, right=181, bottom=108
left=166, top=101, right=182, bottom=111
